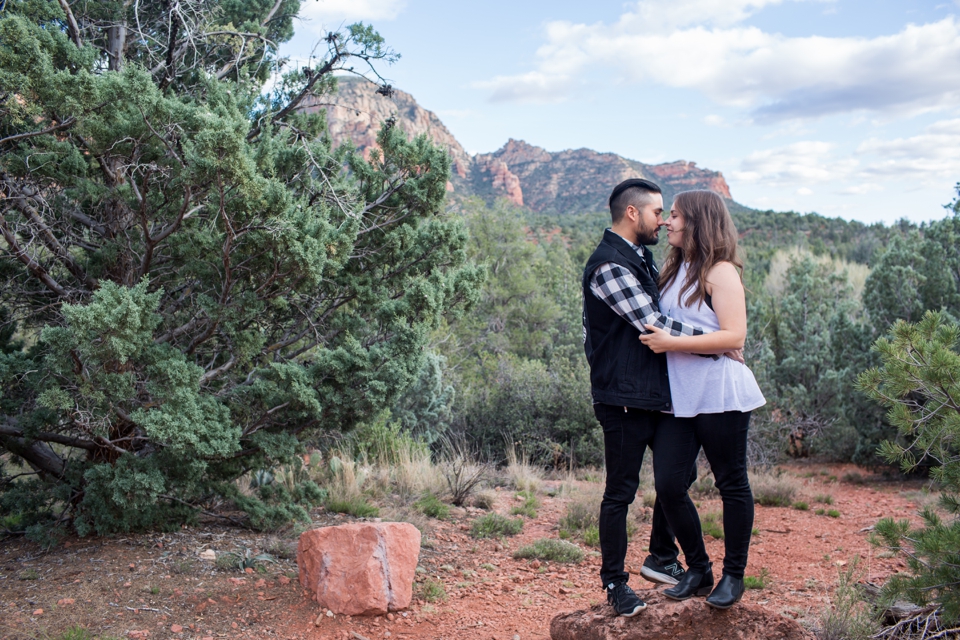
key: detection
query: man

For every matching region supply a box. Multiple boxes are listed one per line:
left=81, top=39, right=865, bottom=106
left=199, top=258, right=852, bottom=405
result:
left=582, top=178, right=703, bottom=616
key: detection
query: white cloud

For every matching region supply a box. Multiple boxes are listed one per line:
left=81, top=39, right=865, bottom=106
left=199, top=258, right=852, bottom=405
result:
left=732, top=141, right=858, bottom=186
left=298, top=0, right=405, bottom=27
left=856, top=118, right=960, bottom=186
left=478, top=0, right=960, bottom=121
left=703, top=114, right=727, bottom=126
left=729, top=117, right=960, bottom=195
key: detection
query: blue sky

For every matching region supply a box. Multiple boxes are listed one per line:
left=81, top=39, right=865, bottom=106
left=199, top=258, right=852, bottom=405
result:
left=281, top=0, right=960, bottom=225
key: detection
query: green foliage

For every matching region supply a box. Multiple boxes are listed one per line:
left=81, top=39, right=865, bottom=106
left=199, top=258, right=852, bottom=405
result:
left=443, top=199, right=601, bottom=467
left=0, top=1, right=479, bottom=536
left=510, top=491, right=540, bottom=518
left=418, top=577, right=446, bottom=602
left=793, top=501, right=809, bottom=510
left=413, top=492, right=449, bottom=520
left=215, top=548, right=278, bottom=572
left=470, top=512, right=523, bottom=538
left=860, top=311, right=960, bottom=621
left=700, top=512, right=724, bottom=539
left=559, top=493, right=599, bottom=541
left=816, top=557, right=878, bottom=640
left=513, top=538, right=584, bottom=563
left=744, top=567, right=770, bottom=590
left=326, top=497, right=379, bottom=518
left=58, top=627, right=94, bottom=640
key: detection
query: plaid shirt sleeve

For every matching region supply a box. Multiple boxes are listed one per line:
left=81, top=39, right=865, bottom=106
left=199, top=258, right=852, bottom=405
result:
left=590, top=262, right=704, bottom=336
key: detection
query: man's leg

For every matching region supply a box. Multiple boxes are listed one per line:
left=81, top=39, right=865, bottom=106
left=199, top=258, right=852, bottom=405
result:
left=597, top=404, right=656, bottom=587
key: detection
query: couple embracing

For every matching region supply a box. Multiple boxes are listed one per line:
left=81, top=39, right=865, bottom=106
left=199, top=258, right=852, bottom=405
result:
left=582, top=178, right=765, bottom=615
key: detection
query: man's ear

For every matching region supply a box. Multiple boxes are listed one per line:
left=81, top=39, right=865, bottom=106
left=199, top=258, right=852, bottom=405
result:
left=624, top=204, right=638, bottom=222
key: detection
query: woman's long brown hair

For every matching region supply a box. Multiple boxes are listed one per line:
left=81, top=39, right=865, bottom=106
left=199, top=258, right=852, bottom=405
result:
left=659, top=190, right=743, bottom=308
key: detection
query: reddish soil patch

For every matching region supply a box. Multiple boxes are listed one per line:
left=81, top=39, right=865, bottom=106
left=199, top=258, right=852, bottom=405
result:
left=0, top=462, right=926, bottom=640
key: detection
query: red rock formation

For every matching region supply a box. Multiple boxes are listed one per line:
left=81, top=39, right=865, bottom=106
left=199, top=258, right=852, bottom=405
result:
left=318, top=81, right=737, bottom=214
left=550, top=593, right=814, bottom=640
left=297, top=522, right=421, bottom=616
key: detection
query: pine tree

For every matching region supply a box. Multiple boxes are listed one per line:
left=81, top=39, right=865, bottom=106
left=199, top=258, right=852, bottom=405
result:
left=858, top=311, right=960, bottom=621
left=0, top=0, right=481, bottom=539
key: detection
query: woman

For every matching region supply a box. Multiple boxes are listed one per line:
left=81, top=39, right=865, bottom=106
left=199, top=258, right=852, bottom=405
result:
left=639, top=189, right=765, bottom=609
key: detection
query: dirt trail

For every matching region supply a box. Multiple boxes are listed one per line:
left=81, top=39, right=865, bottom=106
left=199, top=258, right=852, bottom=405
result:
left=0, top=462, right=926, bottom=640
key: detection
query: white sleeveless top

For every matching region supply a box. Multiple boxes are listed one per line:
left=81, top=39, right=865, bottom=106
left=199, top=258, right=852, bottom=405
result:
left=659, top=262, right=766, bottom=418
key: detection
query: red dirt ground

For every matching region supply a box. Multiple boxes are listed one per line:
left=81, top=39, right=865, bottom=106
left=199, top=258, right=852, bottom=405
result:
left=0, top=462, right=927, bottom=640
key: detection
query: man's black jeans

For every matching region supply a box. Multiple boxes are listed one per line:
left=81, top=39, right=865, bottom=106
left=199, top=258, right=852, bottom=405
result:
left=596, top=403, right=692, bottom=586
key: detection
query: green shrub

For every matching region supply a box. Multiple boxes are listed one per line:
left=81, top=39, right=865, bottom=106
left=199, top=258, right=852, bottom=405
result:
left=793, top=501, right=809, bottom=510
left=414, top=493, right=450, bottom=520
left=827, top=509, right=841, bottom=518
left=514, top=538, right=583, bottom=563
left=58, top=628, right=94, bottom=640
left=470, top=513, right=523, bottom=538
left=327, top=497, right=379, bottom=518
left=815, top=494, right=835, bottom=505
left=418, top=578, right=446, bottom=602
left=700, top=512, right=724, bottom=539
left=582, top=525, right=600, bottom=547
left=472, top=490, right=498, bottom=510
left=744, top=568, right=770, bottom=590
left=510, top=491, right=540, bottom=518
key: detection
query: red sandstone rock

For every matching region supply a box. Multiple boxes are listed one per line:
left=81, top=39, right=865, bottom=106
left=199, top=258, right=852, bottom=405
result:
left=297, top=522, right=420, bottom=616
left=550, top=592, right=814, bottom=640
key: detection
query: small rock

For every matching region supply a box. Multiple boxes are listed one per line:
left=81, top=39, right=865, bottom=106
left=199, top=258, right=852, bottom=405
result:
left=170, top=625, right=183, bottom=633
left=514, top=636, right=521, bottom=640
left=57, top=598, right=76, bottom=606
left=32, top=609, right=43, bottom=616
left=199, top=549, right=216, bottom=561
left=314, top=613, right=324, bottom=627
left=326, top=609, right=334, bottom=618
left=129, top=563, right=136, bottom=571
left=123, top=582, right=132, bottom=588
left=531, top=560, right=541, bottom=569
left=244, top=567, right=254, bottom=574
left=278, top=575, right=291, bottom=585
left=386, top=613, right=394, bottom=621
left=229, top=577, right=245, bottom=585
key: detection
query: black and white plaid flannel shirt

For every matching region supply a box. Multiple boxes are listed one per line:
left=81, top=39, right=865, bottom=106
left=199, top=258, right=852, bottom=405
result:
left=589, top=239, right=703, bottom=337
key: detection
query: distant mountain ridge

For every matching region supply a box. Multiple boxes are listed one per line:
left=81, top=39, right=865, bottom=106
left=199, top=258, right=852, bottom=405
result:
left=305, top=78, right=735, bottom=215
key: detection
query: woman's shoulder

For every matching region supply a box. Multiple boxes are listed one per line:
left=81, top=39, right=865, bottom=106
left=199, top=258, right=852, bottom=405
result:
left=705, top=261, right=740, bottom=283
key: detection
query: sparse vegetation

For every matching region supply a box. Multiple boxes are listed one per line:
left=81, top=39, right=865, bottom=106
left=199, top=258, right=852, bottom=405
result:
left=744, top=568, right=770, bottom=590
left=414, top=492, right=451, bottom=520
left=700, top=512, right=724, bottom=539
left=513, top=538, right=584, bottom=563
left=418, top=578, right=447, bottom=602
left=793, top=501, right=810, bottom=510
left=815, top=494, right=835, bottom=505
left=750, top=469, right=799, bottom=507
left=472, top=490, right=498, bottom=510
left=470, top=513, right=524, bottom=538
left=511, top=491, right=540, bottom=518
left=326, top=496, right=380, bottom=518
left=815, top=558, right=877, bottom=640
left=505, top=446, right=544, bottom=494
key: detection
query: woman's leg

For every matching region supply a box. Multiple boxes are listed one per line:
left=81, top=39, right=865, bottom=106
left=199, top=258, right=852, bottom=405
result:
left=652, top=415, right=710, bottom=573
left=696, top=411, right=753, bottom=579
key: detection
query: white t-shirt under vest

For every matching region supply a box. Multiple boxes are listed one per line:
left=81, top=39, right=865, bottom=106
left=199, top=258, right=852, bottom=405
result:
left=659, top=262, right=766, bottom=418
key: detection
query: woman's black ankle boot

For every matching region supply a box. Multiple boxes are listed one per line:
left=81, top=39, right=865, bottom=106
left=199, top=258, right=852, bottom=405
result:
left=705, top=574, right=745, bottom=609
left=663, top=567, right=714, bottom=600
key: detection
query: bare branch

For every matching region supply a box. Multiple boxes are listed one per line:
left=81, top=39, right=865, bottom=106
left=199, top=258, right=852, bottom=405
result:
left=0, top=117, right=77, bottom=147
left=57, top=0, right=83, bottom=48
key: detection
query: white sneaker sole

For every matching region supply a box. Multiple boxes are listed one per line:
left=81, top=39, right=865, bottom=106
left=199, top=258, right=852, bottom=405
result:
left=640, top=566, right=682, bottom=585
left=621, top=602, right=648, bottom=617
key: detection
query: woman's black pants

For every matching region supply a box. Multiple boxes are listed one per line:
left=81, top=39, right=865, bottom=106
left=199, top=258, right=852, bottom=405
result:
left=653, top=410, right=753, bottom=579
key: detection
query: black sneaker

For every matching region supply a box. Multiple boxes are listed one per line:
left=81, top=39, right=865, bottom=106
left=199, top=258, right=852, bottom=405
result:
left=640, top=556, right=685, bottom=585
left=606, top=581, right=647, bottom=617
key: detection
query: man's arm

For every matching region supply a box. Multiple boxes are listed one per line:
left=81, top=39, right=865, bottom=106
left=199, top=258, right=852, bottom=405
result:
left=590, top=263, right=703, bottom=336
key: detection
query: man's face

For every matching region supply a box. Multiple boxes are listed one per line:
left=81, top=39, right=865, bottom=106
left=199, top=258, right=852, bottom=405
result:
left=633, top=193, right=664, bottom=245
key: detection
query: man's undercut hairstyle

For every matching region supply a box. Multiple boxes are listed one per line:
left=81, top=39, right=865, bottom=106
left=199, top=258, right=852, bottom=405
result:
left=609, top=179, right=662, bottom=224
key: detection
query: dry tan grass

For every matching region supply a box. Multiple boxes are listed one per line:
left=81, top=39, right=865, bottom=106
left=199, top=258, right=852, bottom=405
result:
left=505, top=444, right=544, bottom=493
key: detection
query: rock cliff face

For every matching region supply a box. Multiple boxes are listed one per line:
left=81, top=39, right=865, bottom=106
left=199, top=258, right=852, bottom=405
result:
left=315, top=78, right=735, bottom=214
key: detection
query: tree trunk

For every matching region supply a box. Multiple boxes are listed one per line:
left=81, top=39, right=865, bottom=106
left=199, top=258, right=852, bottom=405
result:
left=107, top=23, right=127, bottom=71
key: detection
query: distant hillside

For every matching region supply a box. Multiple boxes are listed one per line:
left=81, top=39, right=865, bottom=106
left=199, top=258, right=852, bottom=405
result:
left=303, top=78, right=735, bottom=215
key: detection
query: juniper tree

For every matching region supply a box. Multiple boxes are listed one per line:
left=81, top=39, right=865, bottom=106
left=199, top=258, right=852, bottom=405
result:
left=858, top=311, right=960, bottom=621
left=0, top=0, right=481, bottom=539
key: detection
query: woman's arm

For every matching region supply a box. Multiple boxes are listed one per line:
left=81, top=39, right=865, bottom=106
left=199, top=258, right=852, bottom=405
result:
left=639, top=262, right=746, bottom=354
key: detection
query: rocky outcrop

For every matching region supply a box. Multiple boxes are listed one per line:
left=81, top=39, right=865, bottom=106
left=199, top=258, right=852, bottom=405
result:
left=317, top=78, right=737, bottom=214
left=551, top=592, right=814, bottom=640
left=297, top=522, right=421, bottom=616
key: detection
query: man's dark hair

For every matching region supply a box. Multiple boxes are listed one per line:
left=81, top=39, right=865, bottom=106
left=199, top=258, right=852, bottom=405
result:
left=609, top=178, right=662, bottom=224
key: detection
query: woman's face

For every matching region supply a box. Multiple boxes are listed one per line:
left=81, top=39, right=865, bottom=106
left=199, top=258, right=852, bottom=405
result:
left=665, top=205, right=685, bottom=248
